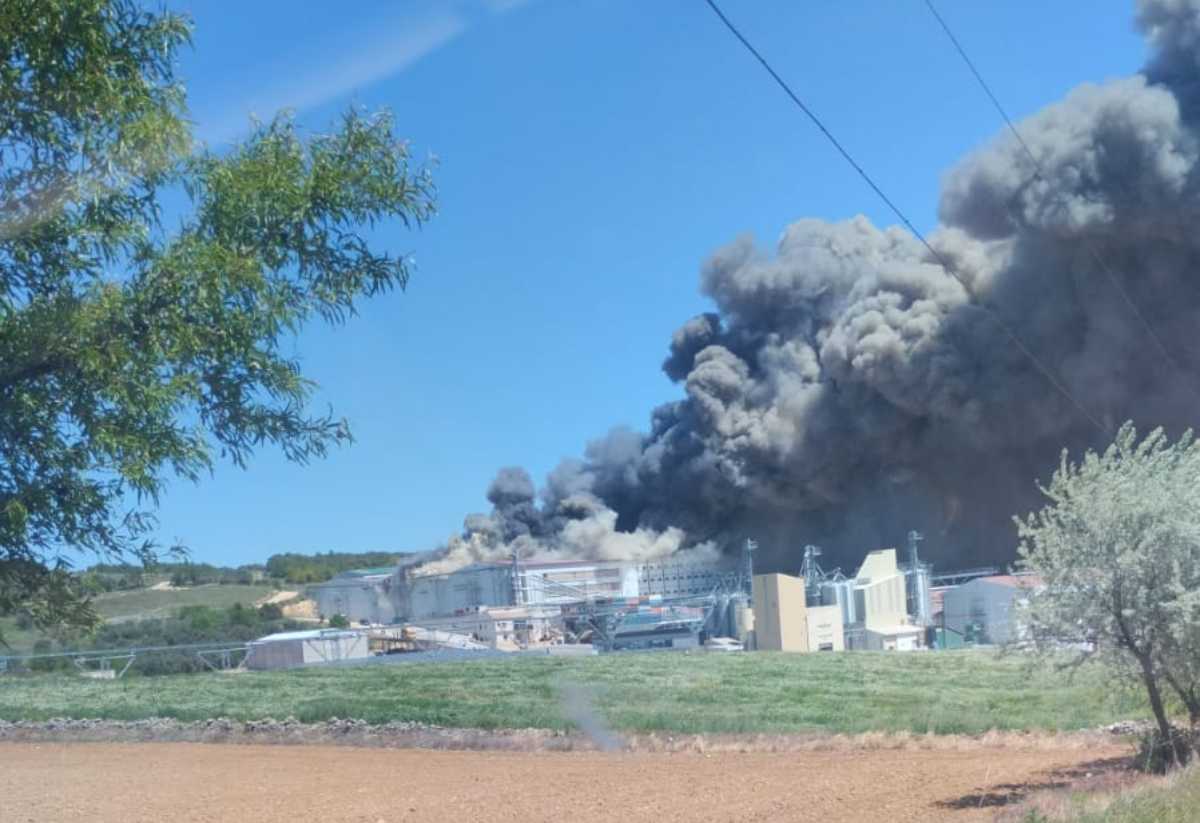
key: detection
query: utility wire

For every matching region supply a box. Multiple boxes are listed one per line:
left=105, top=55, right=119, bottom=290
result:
left=700, top=0, right=1108, bottom=434
left=922, top=0, right=1189, bottom=391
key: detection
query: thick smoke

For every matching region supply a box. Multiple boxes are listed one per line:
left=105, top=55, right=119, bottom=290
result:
left=423, top=0, right=1200, bottom=576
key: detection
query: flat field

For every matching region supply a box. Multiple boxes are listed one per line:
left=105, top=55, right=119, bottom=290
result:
left=0, top=740, right=1131, bottom=823
left=0, top=650, right=1142, bottom=735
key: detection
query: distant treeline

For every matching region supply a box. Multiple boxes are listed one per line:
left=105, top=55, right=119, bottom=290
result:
left=81, top=551, right=414, bottom=590
left=83, top=562, right=264, bottom=592
left=263, top=551, right=412, bottom=584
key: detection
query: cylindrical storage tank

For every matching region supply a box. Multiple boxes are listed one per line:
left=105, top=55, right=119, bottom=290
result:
left=733, top=599, right=754, bottom=645
left=905, top=565, right=932, bottom=626
left=821, top=580, right=857, bottom=626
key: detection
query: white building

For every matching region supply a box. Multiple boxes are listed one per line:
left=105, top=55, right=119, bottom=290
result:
left=310, top=555, right=727, bottom=628
left=406, top=605, right=560, bottom=650
left=863, top=624, right=924, bottom=651
left=395, top=558, right=641, bottom=622
left=245, top=629, right=370, bottom=670
left=824, top=548, right=925, bottom=651
left=941, top=574, right=1043, bottom=645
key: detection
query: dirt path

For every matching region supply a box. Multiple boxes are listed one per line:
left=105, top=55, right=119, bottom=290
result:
left=0, top=741, right=1127, bottom=822
left=256, top=589, right=299, bottom=606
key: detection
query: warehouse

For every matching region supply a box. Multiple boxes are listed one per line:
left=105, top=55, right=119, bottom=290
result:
left=245, top=629, right=370, bottom=670
left=395, top=558, right=642, bottom=622
left=940, top=574, right=1043, bottom=645
left=309, top=567, right=398, bottom=625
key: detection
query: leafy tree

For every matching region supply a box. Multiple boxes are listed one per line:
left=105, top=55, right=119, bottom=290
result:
left=327, top=613, right=350, bottom=629
left=263, top=550, right=410, bottom=583
left=0, top=2, right=435, bottom=637
left=1016, top=422, right=1200, bottom=766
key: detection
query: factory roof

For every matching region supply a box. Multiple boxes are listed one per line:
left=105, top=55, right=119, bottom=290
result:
left=340, top=566, right=397, bottom=577
left=252, top=629, right=363, bottom=643
left=978, top=574, right=1044, bottom=589
left=310, top=568, right=393, bottom=587
left=434, top=558, right=630, bottom=575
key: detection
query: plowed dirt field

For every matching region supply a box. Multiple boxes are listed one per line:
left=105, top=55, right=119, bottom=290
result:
left=0, top=740, right=1129, bottom=822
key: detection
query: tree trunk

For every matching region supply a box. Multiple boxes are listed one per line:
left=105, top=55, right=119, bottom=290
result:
left=1161, top=669, right=1200, bottom=729
left=1136, top=652, right=1174, bottom=741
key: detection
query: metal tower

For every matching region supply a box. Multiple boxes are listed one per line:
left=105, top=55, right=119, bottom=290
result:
left=742, top=538, right=757, bottom=595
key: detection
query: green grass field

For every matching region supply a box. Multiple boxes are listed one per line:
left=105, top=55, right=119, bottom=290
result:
left=0, top=650, right=1144, bottom=735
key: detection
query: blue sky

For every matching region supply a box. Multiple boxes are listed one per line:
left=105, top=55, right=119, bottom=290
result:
left=157, top=0, right=1144, bottom=565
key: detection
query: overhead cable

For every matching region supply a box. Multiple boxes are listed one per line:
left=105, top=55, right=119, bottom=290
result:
left=923, top=0, right=1190, bottom=391
left=700, top=0, right=1108, bottom=434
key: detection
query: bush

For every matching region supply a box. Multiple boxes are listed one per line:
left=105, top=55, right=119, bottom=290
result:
left=28, top=640, right=68, bottom=673
left=328, top=614, right=350, bottom=629
left=1136, top=728, right=1198, bottom=774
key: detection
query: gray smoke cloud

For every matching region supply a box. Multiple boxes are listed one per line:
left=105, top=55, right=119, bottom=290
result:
left=425, top=0, right=1200, bottom=576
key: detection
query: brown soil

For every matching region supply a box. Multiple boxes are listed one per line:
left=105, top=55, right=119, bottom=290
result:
left=256, top=589, right=299, bottom=606
left=0, top=740, right=1129, bottom=822
left=281, top=596, right=318, bottom=619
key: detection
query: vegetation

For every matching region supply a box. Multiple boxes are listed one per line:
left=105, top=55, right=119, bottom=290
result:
left=5, top=602, right=300, bottom=675
left=1022, top=766, right=1200, bottom=822
left=264, top=551, right=411, bottom=584
left=1016, top=423, right=1200, bottom=768
left=327, top=613, right=350, bottom=628
left=0, top=584, right=277, bottom=654
left=0, top=651, right=1144, bottom=734
left=0, top=0, right=435, bottom=637
left=89, top=584, right=277, bottom=622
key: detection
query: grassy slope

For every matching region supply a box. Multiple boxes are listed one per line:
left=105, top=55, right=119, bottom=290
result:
left=0, top=584, right=276, bottom=654
left=0, top=650, right=1144, bottom=734
left=92, top=584, right=276, bottom=622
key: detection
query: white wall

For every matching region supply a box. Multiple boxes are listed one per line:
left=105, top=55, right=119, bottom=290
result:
left=941, top=579, right=1024, bottom=644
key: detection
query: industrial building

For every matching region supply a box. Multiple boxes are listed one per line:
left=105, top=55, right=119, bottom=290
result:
left=608, top=604, right=707, bottom=651
left=300, top=539, right=946, bottom=656
left=402, top=605, right=560, bottom=650
left=309, top=567, right=398, bottom=624
left=313, top=554, right=737, bottom=630
left=245, top=629, right=370, bottom=670
left=940, top=574, right=1043, bottom=645
left=638, top=559, right=731, bottom=597
left=395, top=558, right=641, bottom=622
left=751, top=573, right=844, bottom=652
left=788, top=542, right=932, bottom=651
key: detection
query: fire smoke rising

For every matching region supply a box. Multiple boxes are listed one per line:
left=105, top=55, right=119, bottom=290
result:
left=426, top=0, right=1200, bottom=576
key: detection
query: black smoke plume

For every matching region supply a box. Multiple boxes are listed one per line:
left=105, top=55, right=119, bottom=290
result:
left=425, top=0, right=1200, bottom=576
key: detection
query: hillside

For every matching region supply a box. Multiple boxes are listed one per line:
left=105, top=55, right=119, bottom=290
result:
left=92, top=585, right=278, bottom=623
left=0, top=583, right=289, bottom=655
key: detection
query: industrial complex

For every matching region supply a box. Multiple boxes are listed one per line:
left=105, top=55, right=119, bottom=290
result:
left=267, top=529, right=1044, bottom=670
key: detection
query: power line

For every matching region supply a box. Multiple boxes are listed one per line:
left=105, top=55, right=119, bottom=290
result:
left=700, top=0, right=1108, bottom=435
left=922, top=0, right=1190, bottom=391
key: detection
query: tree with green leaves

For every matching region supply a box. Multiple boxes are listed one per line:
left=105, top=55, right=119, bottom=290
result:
left=1016, top=422, right=1200, bottom=767
left=0, top=1, right=435, bottom=639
